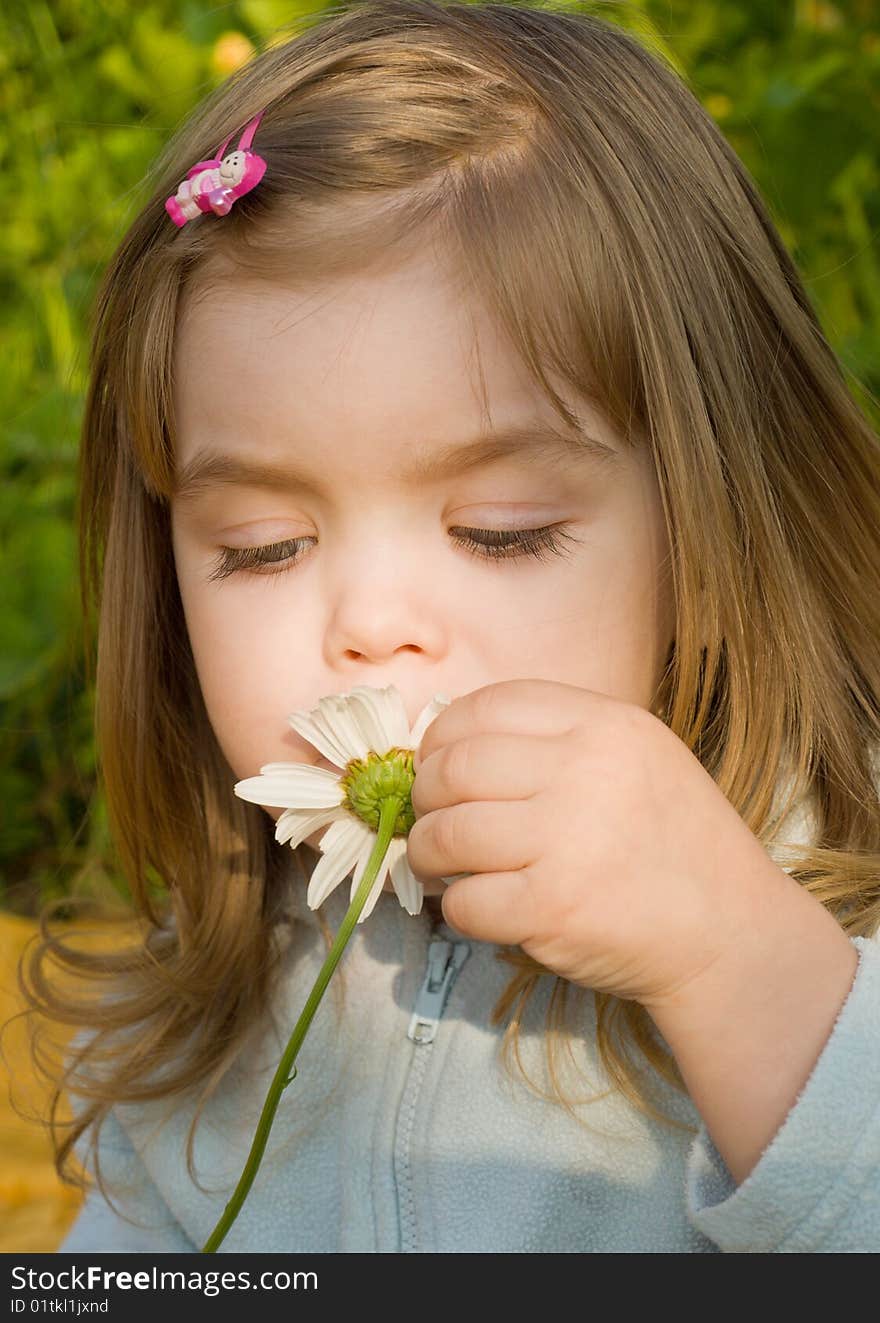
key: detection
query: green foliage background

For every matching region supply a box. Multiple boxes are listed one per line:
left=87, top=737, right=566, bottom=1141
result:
left=2, top=0, right=879, bottom=916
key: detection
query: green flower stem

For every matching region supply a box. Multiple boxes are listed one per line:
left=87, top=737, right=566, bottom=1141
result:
left=201, top=794, right=404, bottom=1253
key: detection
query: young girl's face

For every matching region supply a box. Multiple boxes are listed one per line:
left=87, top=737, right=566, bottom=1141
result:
left=170, top=247, right=674, bottom=894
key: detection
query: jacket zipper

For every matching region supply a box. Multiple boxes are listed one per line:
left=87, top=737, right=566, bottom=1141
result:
left=407, top=937, right=471, bottom=1045
left=394, top=935, right=470, bottom=1251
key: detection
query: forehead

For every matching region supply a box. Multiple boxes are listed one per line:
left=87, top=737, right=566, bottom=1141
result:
left=173, top=255, right=614, bottom=458
left=167, top=248, right=644, bottom=519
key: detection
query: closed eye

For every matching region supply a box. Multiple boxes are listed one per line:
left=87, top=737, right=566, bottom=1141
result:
left=207, top=524, right=580, bottom=581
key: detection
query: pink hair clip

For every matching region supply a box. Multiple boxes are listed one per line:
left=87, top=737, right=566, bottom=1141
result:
left=165, top=109, right=268, bottom=228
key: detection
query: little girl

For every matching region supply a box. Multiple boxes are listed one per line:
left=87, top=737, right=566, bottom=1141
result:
left=24, top=0, right=880, bottom=1254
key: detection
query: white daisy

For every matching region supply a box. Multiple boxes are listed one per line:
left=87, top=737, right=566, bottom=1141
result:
left=234, top=684, right=452, bottom=923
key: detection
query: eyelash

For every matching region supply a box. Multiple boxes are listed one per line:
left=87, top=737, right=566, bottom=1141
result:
left=207, top=524, right=579, bottom=582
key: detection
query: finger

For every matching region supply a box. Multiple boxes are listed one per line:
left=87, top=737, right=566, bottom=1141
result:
left=440, top=869, right=538, bottom=947
left=406, top=799, right=537, bottom=884
left=413, top=678, right=588, bottom=771
left=410, top=731, right=561, bottom=818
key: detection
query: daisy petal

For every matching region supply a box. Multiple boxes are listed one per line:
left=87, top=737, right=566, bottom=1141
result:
left=356, top=870, right=390, bottom=924
left=348, top=833, right=393, bottom=924
left=274, top=806, right=344, bottom=849
left=409, top=694, right=453, bottom=749
left=306, top=816, right=370, bottom=910
left=317, top=695, right=373, bottom=764
left=234, top=769, right=345, bottom=809
left=343, top=689, right=392, bottom=752
left=388, top=844, right=424, bottom=915
left=348, top=685, right=410, bottom=751
left=287, top=709, right=352, bottom=769
left=254, top=685, right=457, bottom=923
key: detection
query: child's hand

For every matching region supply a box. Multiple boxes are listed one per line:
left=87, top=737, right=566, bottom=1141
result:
left=407, top=678, right=796, bottom=1009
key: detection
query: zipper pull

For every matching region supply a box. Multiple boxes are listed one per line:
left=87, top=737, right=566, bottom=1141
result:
left=407, top=938, right=470, bottom=1045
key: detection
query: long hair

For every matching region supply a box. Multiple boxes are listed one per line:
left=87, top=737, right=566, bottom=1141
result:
left=15, top=0, right=880, bottom=1201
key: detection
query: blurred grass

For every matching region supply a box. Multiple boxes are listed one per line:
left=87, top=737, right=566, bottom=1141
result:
left=2, top=0, right=879, bottom=920
left=0, top=910, right=146, bottom=1250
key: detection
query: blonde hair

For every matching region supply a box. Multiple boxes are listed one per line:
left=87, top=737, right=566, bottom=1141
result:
left=16, top=0, right=880, bottom=1204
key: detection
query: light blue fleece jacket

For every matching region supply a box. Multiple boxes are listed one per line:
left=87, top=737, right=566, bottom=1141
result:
left=57, top=792, right=880, bottom=1255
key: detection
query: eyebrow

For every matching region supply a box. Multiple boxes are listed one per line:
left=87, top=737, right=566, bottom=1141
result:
left=172, top=421, right=619, bottom=503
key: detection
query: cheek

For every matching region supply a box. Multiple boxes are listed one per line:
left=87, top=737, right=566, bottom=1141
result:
left=173, top=560, right=318, bottom=788
left=479, top=517, right=671, bottom=709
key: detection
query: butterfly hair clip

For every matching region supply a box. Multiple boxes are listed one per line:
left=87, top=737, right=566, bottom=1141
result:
left=165, top=109, right=268, bottom=228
